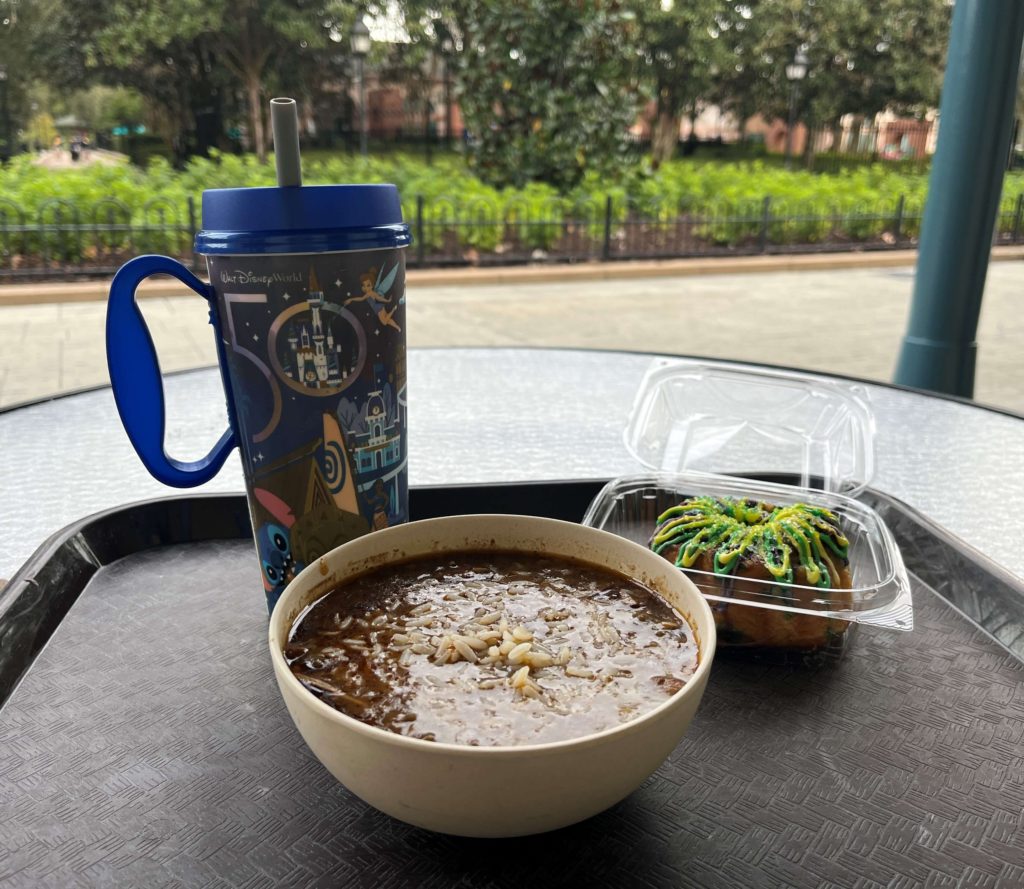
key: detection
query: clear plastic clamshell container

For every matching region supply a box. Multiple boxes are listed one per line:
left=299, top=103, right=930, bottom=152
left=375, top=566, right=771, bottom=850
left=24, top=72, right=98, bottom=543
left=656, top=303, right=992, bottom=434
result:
left=583, top=360, right=913, bottom=665
left=624, top=360, right=876, bottom=494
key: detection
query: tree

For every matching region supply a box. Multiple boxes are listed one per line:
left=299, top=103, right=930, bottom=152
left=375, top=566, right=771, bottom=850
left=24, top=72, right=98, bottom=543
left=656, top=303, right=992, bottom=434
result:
left=208, top=0, right=353, bottom=162
left=371, top=13, right=442, bottom=155
left=0, top=0, right=66, bottom=154
left=718, top=0, right=950, bottom=159
left=67, top=86, right=146, bottom=133
left=45, top=0, right=363, bottom=162
left=632, top=0, right=751, bottom=167
left=446, top=0, right=642, bottom=190
left=25, top=112, right=57, bottom=150
left=24, top=2, right=230, bottom=157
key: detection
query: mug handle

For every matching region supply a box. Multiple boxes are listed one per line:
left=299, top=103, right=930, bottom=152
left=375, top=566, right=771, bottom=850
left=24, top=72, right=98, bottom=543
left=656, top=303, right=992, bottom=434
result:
left=106, top=254, right=237, bottom=487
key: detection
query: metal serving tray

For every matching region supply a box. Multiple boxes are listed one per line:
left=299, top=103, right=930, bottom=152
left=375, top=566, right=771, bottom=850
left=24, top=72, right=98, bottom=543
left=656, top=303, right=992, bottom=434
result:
left=1, top=482, right=1022, bottom=889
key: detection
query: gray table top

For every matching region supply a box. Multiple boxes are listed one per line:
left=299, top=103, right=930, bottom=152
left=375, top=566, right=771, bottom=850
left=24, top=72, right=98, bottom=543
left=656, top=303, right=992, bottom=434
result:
left=2, top=347, right=1023, bottom=585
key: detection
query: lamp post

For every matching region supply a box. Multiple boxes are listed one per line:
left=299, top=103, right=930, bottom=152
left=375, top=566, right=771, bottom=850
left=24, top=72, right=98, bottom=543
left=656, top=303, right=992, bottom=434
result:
left=440, top=32, right=454, bottom=149
left=0, top=65, right=10, bottom=163
left=350, top=17, right=371, bottom=157
left=783, top=49, right=808, bottom=170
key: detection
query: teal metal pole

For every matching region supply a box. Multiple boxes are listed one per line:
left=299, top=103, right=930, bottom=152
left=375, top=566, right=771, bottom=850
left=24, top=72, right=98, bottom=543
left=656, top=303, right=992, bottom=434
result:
left=893, top=0, right=1024, bottom=397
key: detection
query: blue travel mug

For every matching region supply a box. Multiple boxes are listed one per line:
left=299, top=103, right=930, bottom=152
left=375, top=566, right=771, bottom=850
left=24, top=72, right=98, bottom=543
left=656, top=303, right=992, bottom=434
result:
left=106, top=184, right=411, bottom=612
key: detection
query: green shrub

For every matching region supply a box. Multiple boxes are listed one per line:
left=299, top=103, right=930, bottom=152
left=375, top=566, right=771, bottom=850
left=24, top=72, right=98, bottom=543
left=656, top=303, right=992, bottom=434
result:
left=3, top=152, right=1024, bottom=263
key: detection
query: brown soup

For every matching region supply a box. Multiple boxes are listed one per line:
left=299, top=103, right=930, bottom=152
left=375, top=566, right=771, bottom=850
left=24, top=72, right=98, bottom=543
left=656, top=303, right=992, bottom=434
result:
left=286, top=551, right=699, bottom=746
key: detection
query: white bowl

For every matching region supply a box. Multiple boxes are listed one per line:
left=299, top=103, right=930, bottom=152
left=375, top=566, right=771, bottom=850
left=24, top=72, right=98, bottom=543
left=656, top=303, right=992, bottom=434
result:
left=269, top=514, right=716, bottom=838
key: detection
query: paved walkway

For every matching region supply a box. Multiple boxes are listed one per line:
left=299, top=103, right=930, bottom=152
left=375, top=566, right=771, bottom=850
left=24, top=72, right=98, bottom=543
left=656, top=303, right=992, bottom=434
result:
left=2, top=262, right=1022, bottom=414
left=32, top=147, right=127, bottom=169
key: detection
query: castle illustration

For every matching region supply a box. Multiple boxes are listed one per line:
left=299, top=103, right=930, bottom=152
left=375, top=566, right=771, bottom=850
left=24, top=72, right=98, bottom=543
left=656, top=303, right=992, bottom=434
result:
left=353, top=388, right=402, bottom=476
left=284, top=268, right=350, bottom=388
left=347, top=364, right=407, bottom=521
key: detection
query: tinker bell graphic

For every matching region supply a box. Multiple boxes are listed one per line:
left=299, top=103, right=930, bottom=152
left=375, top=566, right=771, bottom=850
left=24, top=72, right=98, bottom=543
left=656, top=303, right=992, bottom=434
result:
left=345, top=263, right=403, bottom=332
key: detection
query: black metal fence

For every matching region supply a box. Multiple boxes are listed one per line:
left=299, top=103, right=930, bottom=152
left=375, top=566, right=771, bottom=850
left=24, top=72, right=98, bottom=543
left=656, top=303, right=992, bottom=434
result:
left=0, top=196, right=201, bottom=279
left=2, top=193, right=1024, bottom=280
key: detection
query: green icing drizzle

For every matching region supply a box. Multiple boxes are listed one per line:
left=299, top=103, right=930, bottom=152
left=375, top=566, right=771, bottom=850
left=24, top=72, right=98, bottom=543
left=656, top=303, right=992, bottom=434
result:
left=650, top=496, right=850, bottom=588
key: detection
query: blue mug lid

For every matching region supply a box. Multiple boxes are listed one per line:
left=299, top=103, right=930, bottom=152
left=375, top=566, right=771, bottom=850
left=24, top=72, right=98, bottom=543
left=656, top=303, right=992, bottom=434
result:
left=194, top=183, right=412, bottom=255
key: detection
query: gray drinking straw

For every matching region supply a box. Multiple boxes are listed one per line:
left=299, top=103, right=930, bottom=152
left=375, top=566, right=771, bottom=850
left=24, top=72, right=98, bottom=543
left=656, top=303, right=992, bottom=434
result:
left=271, top=97, right=302, bottom=187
